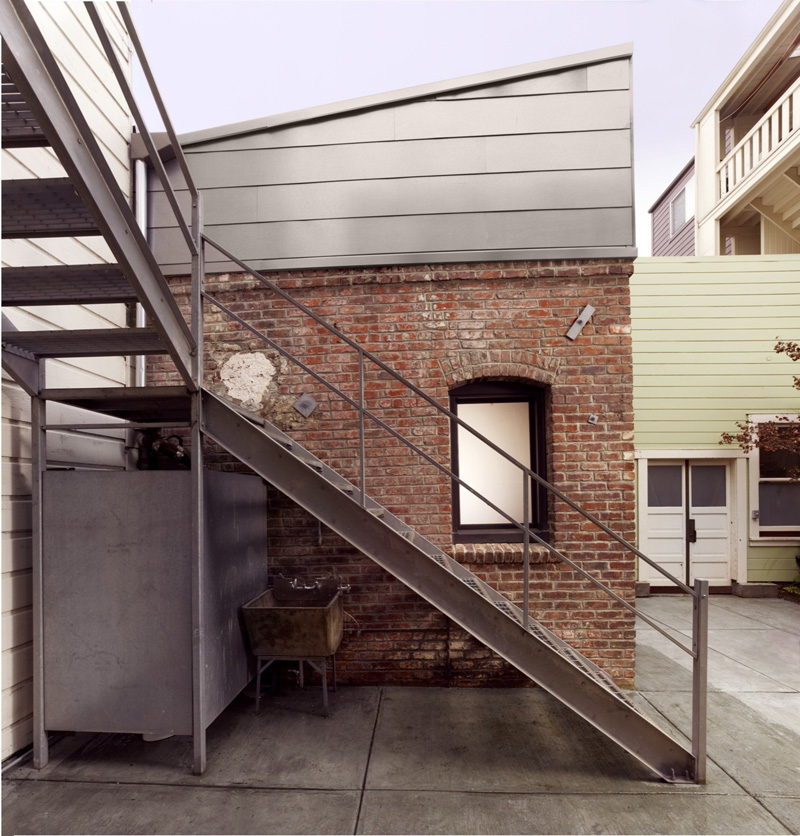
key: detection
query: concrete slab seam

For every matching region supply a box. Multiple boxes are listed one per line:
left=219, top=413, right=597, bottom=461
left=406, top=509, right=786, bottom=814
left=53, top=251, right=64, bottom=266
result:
left=354, top=686, right=386, bottom=835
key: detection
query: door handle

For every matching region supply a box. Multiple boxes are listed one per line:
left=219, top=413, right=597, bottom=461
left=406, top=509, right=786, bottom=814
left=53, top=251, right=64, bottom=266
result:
left=687, top=518, right=697, bottom=544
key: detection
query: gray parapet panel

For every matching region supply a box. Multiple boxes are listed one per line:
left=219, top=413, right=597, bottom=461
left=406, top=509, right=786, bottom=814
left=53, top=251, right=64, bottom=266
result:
left=142, top=44, right=637, bottom=274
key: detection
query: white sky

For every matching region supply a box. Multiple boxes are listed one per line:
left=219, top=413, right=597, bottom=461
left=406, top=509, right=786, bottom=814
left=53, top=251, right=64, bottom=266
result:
left=129, top=0, right=786, bottom=256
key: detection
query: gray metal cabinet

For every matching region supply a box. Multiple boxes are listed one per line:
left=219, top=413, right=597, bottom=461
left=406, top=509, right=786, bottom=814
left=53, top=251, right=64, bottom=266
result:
left=42, top=469, right=268, bottom=738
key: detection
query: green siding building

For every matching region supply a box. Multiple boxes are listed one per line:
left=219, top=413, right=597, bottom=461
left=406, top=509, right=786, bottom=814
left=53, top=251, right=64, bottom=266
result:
left=632, top=255, right=800, bottom=588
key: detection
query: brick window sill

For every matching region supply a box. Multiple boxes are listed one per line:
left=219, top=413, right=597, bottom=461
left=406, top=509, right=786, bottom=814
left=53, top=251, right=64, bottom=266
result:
left=444, top=543, right=560, bottom=565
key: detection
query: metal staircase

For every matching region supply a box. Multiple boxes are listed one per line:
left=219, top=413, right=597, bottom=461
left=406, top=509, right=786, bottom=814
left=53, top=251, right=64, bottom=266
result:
left=200, top=391, right=696, bottom=782
left=1, top=0, right=708, bottom=784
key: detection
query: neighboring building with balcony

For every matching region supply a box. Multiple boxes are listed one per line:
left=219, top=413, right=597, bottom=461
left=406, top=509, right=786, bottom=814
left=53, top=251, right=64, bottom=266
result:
left=693, top=0, right=800, bottom=256
left=636, top=0, right=800, bottom=592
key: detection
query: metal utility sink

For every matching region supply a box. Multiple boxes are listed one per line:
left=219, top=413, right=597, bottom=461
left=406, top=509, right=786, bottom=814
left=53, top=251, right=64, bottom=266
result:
left=242, top=578, right=344, bottom=658
left=242, top=576, right=347, bottom=715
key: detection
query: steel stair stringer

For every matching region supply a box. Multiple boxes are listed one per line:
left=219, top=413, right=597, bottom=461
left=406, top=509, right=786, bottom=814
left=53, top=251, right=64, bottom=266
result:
left=201, top=389, right=696, bottom=783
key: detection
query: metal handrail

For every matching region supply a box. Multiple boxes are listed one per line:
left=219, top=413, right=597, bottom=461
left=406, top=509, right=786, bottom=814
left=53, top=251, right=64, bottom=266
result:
left=116, top=3, right=199, bottom=201
left=87, top=1, right=201, bottom=258
left=203, top=232, right=695, bottom=598
left=87, top=3, right=197, bottom=257
left=95, top=1, right=706, bottom=779
left=202, top=287, right=696, bottom=658
left=95, top=0, right=698, bottom=598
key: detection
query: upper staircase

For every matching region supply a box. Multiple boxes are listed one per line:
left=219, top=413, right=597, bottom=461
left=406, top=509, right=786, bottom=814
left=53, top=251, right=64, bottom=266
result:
left=0, top=0, right=707, bottom=783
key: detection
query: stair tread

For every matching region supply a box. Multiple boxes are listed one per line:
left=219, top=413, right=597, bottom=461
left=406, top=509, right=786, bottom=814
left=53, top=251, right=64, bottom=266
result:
left=2, top=264, right=137, bottom=306
left=2, top=327, right=168, bottom=358
left=40, top=386, right=191, bottom=423
left=2, top=69, right=48, bottom=148
left=2, top=178, right=99, bottom=238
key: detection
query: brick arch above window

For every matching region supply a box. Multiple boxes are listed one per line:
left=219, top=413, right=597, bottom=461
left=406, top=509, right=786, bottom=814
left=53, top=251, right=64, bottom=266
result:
left=439, top=349, right=559, bottom=390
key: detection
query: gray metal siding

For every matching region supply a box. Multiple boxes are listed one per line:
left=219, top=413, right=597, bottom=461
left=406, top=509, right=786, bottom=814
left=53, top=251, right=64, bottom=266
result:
left=149, top=51, right=635, bottom=274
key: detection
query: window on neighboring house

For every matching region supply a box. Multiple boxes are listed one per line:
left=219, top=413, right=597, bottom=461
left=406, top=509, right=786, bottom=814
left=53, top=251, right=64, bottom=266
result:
left=450, top=381, right=548, bottom=543
left=748, top=415, right=800, bottom=540
left=669, top=176, right=695, bottom=237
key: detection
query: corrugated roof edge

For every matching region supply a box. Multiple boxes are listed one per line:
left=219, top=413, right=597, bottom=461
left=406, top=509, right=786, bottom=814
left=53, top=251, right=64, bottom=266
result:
left=177, top=42, right=633, bottom=147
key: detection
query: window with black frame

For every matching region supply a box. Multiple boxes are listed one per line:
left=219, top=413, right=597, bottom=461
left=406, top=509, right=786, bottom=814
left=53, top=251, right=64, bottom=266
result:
left=450, top=381, right=548, bottom=543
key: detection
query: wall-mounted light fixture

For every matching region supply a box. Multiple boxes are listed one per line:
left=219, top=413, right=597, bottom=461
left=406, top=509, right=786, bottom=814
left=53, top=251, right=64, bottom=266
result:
left=566, top=304, right=596, bottom=340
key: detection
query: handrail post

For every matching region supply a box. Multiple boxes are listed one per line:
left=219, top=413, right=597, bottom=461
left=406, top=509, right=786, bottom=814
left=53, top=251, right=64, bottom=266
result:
left=692, top=578, right=709, bottom=784
left=523, top=473, right=530, bottom=630
left=190, top=190, right=206, bottom=774
left=358, top=349, right=366, bottom=507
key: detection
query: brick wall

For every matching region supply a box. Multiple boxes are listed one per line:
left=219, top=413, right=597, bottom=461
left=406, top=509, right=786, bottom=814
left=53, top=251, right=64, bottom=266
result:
left=150, top=259, right=637, bottom=687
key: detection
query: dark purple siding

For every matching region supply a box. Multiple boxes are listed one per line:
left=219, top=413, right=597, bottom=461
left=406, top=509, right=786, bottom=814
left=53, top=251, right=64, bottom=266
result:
left=650, top=162, right=695, bottom=256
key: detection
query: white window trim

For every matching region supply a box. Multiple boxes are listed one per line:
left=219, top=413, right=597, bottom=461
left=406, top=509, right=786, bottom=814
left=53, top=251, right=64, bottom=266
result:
left=746, top=413, right=800, bottom=545
left=668, top=176, right=695, bottom=238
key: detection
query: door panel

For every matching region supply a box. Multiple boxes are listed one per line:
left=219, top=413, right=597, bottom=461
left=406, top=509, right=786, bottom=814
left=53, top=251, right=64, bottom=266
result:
left=640, top=460, right=731, bottom=586
left=640, top=463, right=685, bottom=585
left=689, top=463, right=729, bottom=584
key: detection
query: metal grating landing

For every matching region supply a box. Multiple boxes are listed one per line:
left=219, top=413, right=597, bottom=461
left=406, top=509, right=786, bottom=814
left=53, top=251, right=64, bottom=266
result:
left=2, top=178, right=99, bottom=238
left=2, top=327, right=167, bottom=358
left=1, top=67, right=48, bottom=148
left=39, top=386, right=192, bottom=424
left=2, top=264, right=137, bottom=306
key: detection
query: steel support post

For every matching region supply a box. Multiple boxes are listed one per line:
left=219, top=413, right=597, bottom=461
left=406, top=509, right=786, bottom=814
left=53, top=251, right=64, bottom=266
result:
left=692, top=578, right=709, bottom=784
left=31, top=368, right=47, bottom=768
left=190, top=193, right=206, bottom=775
left=523, top=473, right=530, bottom=629
left=358, top=351, right=366, bottom=507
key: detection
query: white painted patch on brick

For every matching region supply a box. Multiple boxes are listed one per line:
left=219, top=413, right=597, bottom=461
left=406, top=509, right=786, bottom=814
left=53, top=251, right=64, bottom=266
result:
left=220, top=352, right=276, bottom=410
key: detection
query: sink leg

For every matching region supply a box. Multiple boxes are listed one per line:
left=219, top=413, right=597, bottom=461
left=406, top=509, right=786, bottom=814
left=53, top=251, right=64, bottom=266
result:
left=298, top=660, right=304, bottom=689
left=322, top=657, right=329, bottom=716
left=332, top=653, right=337, bottom=692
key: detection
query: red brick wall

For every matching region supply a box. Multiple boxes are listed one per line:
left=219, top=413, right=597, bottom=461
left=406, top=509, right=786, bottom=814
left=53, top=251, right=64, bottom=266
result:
left=150, top=259, right=637, bottom=687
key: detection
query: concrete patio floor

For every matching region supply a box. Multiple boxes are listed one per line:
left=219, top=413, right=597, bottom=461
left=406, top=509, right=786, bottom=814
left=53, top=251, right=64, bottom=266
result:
left=3, top=595, right=799, bottom=835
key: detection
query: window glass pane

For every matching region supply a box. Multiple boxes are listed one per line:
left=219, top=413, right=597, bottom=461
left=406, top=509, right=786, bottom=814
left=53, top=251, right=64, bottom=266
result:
left=684, top=176, right=695, bottom=221
left=759, top=482, right=800, bottom=527
left=457, top=401, right=530, bottom=525
left=691, top=465, right=726, bottom=507
left=648, top=465, right=683, bottom=507
left=760, top=425, right=800, bottom=478
left=670, top=189, right=686, bottom=234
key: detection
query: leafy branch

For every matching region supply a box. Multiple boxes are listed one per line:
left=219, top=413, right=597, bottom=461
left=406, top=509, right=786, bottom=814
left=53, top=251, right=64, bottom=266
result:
left=719, top=340, right=800, bottom=480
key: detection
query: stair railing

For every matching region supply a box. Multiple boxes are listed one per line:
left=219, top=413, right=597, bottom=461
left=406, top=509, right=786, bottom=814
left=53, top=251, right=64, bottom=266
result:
left=96, top=0, right=707, bottom=783
left=200, top=235, right=708, bottom=782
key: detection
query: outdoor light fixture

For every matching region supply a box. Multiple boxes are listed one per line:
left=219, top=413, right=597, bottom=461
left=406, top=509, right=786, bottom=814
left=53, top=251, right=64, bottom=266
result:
left=565, top=304, right=596, bottom=340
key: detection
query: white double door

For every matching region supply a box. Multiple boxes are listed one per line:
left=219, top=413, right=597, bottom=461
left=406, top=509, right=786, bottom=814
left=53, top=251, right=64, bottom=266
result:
left=640, top=460, right=732, bottom=587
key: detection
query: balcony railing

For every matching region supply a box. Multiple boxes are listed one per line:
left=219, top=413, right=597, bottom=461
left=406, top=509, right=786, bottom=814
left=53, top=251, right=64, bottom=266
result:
left=717, top=75, right=800, bottom=201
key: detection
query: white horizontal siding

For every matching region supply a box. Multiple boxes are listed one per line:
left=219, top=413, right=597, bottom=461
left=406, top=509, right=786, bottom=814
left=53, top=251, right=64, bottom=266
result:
left=1, top=1, right=132, bottom=760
